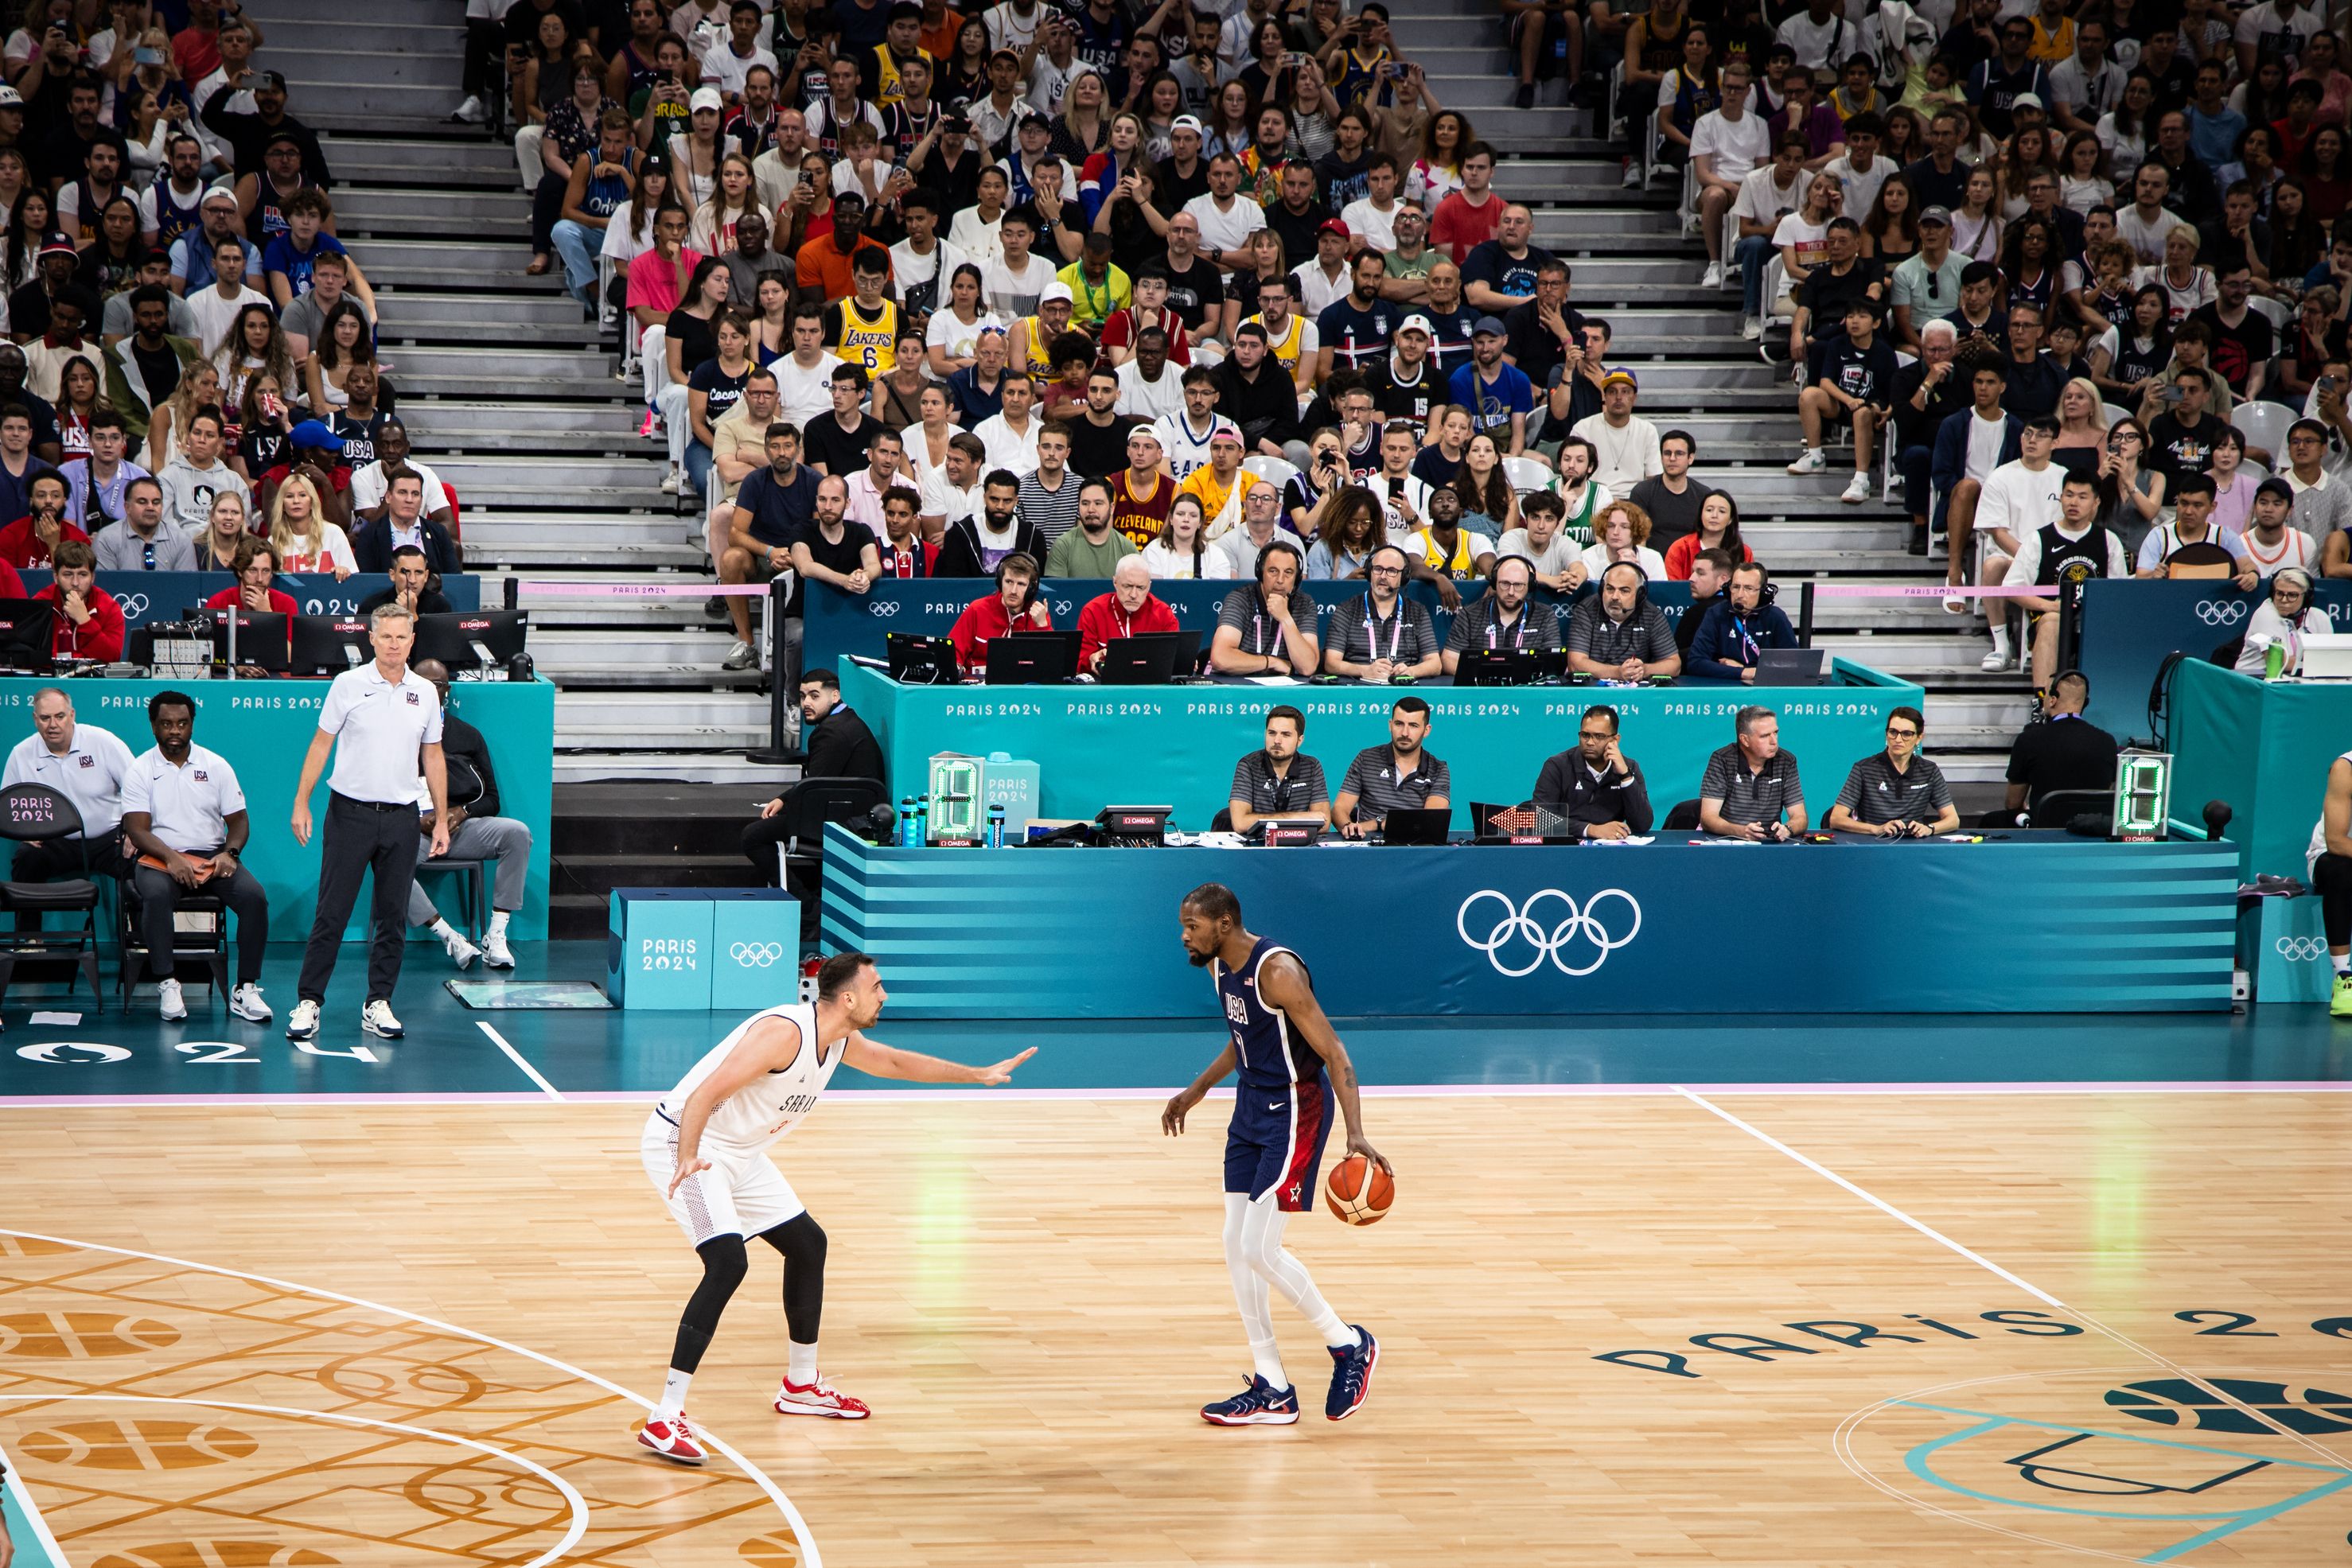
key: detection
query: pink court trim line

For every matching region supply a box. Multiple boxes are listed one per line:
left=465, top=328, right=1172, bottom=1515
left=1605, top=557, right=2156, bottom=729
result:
left=519, top=580, right=769, bottom=597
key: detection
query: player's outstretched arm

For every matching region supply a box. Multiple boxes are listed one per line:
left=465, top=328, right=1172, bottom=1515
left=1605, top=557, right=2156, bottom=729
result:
left=1162, top=1043, right=1239, bottom=1136
left=1259, top=955, right=1389, bottom=1174
left=668, top=1016, right=805, bottom=1197
left=841, top=1036, right=1037, bottom=1084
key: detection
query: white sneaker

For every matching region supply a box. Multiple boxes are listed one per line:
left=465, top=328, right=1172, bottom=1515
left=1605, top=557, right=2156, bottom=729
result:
left=1700, top=261, right=1723, bottom=289
left=483, top=931, right=516, bottom=969
left=1840, top=471, right=1872, bottom=504
left=1620, top=157, right=1641, bottom=189
left=157, top=977, right=186, bottom=1021
left=659, top=468, right=682, bottom=495
left=722, top=639, right=757, bottom=671
left=360, top=999, right=404, bottom=1039
left=230, top=982, right=271, bottom=1023
left=286, top=998, right=320, bottom=1041
left=450, top=95, right=487, bottom=125
left=1885, top=475, right=1905, bottom=504
left=442, top=927, right=481, bottom=969
left=1980, top=646, right=2010, bottom=671
left=1741, top=314, right=1762, bottom=339
left=1786, top=447, right=1827, bottom=475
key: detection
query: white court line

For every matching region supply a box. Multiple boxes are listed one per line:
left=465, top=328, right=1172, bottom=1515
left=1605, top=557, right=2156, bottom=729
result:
left=0, top=1394, right=587, bottom=1568
left=0, top=1228, right=820, bottom=1568
left=478, top=1021, right=563, bottom=1101
left=2, top=1439, right=71, bottom=1568
left=1670, top=1084, right=2352, bottom=1477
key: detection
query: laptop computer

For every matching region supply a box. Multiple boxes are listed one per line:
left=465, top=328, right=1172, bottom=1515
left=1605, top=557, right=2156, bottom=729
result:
left=1379, top=806, right=1451, bottom=845
left=1754, top=647, right=1832, bottom=687
left=1096, top=629, right=1203, bottom=685
left=1454, top=647, right=1566, bottom=687
left=985, top=631, right=1077, bottom=684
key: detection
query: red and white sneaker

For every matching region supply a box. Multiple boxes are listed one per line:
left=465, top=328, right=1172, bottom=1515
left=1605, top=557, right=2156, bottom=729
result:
left=636, top=1412, right=709, bottom=1465
left=773, top=1375, right=870, bottom=1419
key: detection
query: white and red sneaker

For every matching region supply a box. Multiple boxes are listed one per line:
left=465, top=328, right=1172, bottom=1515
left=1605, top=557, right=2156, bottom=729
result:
left=773, top=1375, right=870, bottom=1419
left=637, top=1412, right=709, bottom=1464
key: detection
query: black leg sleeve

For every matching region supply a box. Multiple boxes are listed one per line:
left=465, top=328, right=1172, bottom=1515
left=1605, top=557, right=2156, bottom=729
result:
left=2315, top=854, right=2352, bottom=947
left=670, top=1234, right=751, bottom=1374
left=756, top=1213, right=827, bottom=1345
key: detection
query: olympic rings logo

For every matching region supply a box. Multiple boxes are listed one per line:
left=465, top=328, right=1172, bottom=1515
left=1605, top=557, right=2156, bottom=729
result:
left=1456, top=889, right=1642, bottom=977
left=117, top=593, right=149, bottom=618
left=2276, top=936, right=2330, bottom=962
left=730, top=942, right=786, bottom=967
left=2196, top=600, right=2250, bottom=626
left=868, top=601, right=901, bottom=617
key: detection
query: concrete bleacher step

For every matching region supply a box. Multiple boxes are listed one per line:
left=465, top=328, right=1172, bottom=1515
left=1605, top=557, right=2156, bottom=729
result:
left=555, top=752, right=780, bottom=785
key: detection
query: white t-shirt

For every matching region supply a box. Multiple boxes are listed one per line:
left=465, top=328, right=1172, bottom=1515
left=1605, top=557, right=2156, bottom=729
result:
left=921, top=466, right=982, bottom=527
left=925, top=305, right=1007, bottom=364
left=972, top=411, right=1041, bottom=475
left=2114, top=204, right=2190, bottom=267
left=1140, top=538, right=1235, bottom=579
left=1339, top=197, right=1401, bottom=252
left=946, top=208, right=1004, bottom=266
left=2047, top=55, right=2123, bottom=118
left=1963, top=410, right=2009, bottom=484
left=1775, top=10, right=1852, bottom=69
left=1822, top=153, right=1890, bottom=222
left=702, top=42, right=781, bottom=97
left=1976, top=458, right=2067, bottom=543
left=1575, top=543, right=1669, bottom=583
left=1116, top=359, right=1186, bottom=420
left=1772, top=213, right=1832, bottom=270
left=1690, top=109, right=1772, bottom=185
left=2234, top=2, right=2317, bottom=61
left=1569, top=414, right=1665, bottom=493
left=185, top=283, right=272, bottom=358
left=318, top=663, right=445, bottom=805
left=351, top=457, right=446, bottom=518
left=983, top=0, right=1047, bottom=53
left=982, top=252, right=1057, bottom=319
left=1733, top=165, right=1810, bottom=232
left=1182, top=191, right=1264, bottom=268
left=890, top=237, right=972, bottom=312
left=772, top=350, right=842, bottom=426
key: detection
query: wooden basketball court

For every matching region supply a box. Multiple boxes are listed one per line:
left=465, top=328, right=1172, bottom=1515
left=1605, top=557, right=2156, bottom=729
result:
left=5, top=1087, right=2350, bottom=1566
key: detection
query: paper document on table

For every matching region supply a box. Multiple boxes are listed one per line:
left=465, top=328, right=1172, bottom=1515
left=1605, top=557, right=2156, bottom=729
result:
left=1591, top=835, right=1654, bottom=846
left=1246, top=675, right=1303, bottom=685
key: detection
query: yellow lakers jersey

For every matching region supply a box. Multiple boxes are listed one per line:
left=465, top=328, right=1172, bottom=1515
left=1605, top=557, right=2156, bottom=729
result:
left=1248, top=311, right=1306, bottom=373
left=832, top=298, right=898, bottom=373
left=1018, top=314, right=1056, bottom=377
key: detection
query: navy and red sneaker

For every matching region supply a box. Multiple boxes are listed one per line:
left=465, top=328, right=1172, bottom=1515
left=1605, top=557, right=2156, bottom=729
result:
left=1325, top=1327, right=1377, bottom=1420
left=1200, top=1374, right=1300, bottom=1426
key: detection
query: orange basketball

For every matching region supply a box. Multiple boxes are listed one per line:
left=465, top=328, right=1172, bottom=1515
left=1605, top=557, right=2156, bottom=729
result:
left=1325, top=1154, right=1395, bottom=1225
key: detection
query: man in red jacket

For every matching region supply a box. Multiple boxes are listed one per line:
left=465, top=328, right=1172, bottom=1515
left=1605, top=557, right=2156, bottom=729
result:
left=948, top=551, right=1051, bottom=671
left=0, top=473, right=89, bottom=569
left=204, top=537, right=300, bottom=617
left=41, top=539, right=123, bottom=662
left=1077, top=554, right=1180, bottom=671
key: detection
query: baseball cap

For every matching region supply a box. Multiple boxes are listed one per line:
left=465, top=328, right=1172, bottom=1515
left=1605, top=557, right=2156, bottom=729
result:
left=1601, top=367, right=1638, bottom=390
left=1171, top=114, right=1204, bottom=136
left=1472, top=314, right=1508, bottom=337
left=1396, top=313, right=1434, bottom=337
left=1919, top=204, right=1953, bottom=226
left=2011, top=92, right=2043, bottom=111
left=1317, top=217, right=1350, bottom=239
left=256, top=69, right=287, bottom=91
left=1040, top=280, right=1075, bottom=305
left=0, top=86, right=22, bottom=108
left=265, top=130, right=303, bottom=154
left=1018, top=110, right=1052, bottom=130
left=201, top=185, right=239, bottom=209
left=1209, top=422, right=1244, bottom=445
left=37, top=238, right=75, bottom=261
left=690, top=86, right=724, bottom=114
left=2257, top=476, right=2296, bottom=504
left=288, top=419, right=345, bottom=451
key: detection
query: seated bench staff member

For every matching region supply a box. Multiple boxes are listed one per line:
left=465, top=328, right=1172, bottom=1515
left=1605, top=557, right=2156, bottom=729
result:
left=1209, top=539, right=1322, bottom=676
left=1824, top=704, right=1960, bottom=837
left=1333, top=695, right=1451, bottom=839
left=2, top=687, right=136, bottom=910
left=121, top=689, right=272, bottom=1024
left=1323, top=543, right=1442, bottom=681
left=1440, top=553, right=1560, bottom=675
left=1227, top=704, right=1331, bottom=831
left=1529, top=703, right=1653, bottom=839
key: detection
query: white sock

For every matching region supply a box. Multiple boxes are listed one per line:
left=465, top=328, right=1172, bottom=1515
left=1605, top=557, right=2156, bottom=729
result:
left=488, top=909, right=511, bottom=939
left=2334, top=952, right=2349, bottom=976
left=430, top=917, right=458, bottom=941
left=655, top=1367, right=692, bottom=1420
left=786, top=1340, right=819, bottom=1386
left=1990, top=624, right=2011, bottom=657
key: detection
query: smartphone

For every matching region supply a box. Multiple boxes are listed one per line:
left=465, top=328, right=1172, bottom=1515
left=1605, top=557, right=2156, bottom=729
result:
left=2323, top=375, right=2338, bottom=394
left=133, top=45, right=163, bottom=67
left=2159, top=384, right=2185, bottom=403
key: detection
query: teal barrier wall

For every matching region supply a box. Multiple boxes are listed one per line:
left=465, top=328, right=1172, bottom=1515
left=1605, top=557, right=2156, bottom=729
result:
left=0, top=675, right=554, bottom=940
left=804, top=576, right=1699, bottom=671
left=822, top=824, right=2238, bottom=1016
left=2077, top=578, right=2352, bottom=737
left=2170, top=659, right=2350, bottom=881
left=839, top=661, right=1926, bottom=825
left=16, top=569, right=482, bottom=628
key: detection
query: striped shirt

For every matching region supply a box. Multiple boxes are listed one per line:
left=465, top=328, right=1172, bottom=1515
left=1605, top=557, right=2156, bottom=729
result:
left=1016, top=469, right=1084, bottom=547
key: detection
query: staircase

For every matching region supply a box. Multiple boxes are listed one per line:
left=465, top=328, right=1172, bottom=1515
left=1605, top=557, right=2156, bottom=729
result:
left=259, top=0, right=2024, bottom=794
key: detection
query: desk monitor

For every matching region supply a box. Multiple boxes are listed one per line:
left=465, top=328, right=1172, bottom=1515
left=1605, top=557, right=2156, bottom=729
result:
left=1754, top=647, right=1832, bottom=687
left=291, top=613, right=373, bottom=675
left=414, top=609, right=530, bottom=671
left=1095, top=630, right=1201, bottom=685
left=1379, top=806, right=1451, bottom=845
left=886, top=632, right=956, bottom=684
left=986, top=630, right=1077, bottom=685
left=191, top=607, right=291, bottom=673
left=1455, top=647, right=1564, bottom=687
left=0, top=598, right=53, bottom=671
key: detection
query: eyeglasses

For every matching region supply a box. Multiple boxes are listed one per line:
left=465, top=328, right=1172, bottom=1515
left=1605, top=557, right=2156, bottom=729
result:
left=1367, top=565, right=1404, bottom=578
left=1577, top=730, right=1612, bottom=741
left=1887, top=726, right=1920, bottom=738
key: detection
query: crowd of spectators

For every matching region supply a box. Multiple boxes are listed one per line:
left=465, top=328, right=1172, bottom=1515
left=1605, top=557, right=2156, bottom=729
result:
left=0, top=0, right=460, bottom=665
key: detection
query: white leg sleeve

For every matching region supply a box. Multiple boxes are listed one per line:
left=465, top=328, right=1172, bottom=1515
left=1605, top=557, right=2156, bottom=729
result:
left=1240, top=1190, right=1353, bottom=1349
left=1223, top=1192, right=1285, bottom=1386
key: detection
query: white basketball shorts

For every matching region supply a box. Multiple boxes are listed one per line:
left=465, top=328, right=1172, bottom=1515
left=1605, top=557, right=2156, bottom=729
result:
left=641, top=1109, right=807, bottom=1247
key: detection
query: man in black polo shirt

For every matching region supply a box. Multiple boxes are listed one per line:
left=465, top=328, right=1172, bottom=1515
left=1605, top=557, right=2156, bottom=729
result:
left=1226, top=704, right=1330, bottom=831
left=720, top=420, right=823, bottom=670
left=1567, top=561, right=1681, bottom=679
left=1333, top=695, right=1451, bottom=838
left=1996, top=302, right=2064, bottom=422
left=1530, top=703, right=1653, bottom=840
left=1699, top=705, right=1808, bottom=839
left=1825, top=704, right=1960, bottom=836
left=1441, top=554, right=1558, bottom=673
left=2000, top=670, right=2120, bottom=824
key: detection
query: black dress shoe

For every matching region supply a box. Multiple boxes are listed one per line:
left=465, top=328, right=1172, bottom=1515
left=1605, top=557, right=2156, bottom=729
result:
left=1906, top=522, right=1929, bottom=554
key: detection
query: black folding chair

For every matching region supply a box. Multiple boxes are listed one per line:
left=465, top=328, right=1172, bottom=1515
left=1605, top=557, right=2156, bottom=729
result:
left=779, top=777, right=891, bottom=889
left=0, top=783, right=103, bottom=1015
left=2030, top=788, right=2115, bottom=833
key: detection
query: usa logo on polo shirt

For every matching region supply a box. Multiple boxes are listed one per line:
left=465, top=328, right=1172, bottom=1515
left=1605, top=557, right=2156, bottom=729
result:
left=76, top=755, right=92, bottom=768
left=193, top=770, right=208, bottom=782
left=405, top=691, right=419, bottom=705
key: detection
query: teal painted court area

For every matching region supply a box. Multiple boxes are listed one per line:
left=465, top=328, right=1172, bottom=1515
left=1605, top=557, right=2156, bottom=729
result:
left=0, top=940, right=2343, bottom=1101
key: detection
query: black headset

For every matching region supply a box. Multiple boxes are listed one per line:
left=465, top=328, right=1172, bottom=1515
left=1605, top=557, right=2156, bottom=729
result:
left=1599, top=560, right=1649, bottom=614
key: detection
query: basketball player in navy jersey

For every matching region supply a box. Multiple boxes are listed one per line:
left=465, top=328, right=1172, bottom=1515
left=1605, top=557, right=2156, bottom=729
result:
left=636, top=951, right=1034, bottom=1462
left=1166, top=883, right=1385, bottom=1425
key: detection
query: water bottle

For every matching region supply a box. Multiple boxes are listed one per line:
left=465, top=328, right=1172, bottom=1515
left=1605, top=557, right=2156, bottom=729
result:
left=897, top=796, right=917, bottom=847
left=987, top=803, right=1006, bottom=849
left=913, top=799, right=929, bottom=846
left=2265, top=637, right=2287, bottom=681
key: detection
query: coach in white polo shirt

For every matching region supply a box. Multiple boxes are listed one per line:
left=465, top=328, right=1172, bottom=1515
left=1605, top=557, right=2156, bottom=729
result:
left=2, top=686, right=136, bottom=897
left=120, top=690, right=272, bottom=1025
left=286, top=603, right=451, bottom=1044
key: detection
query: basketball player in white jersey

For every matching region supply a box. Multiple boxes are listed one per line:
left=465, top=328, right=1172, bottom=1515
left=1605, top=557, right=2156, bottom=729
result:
left=637, top=951, right=1034, bottom=1461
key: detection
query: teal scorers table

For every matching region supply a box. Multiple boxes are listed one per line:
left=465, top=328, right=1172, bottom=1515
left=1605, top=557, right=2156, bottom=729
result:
left=0, top=675, right=555, bottom=941
left=837, top=661, right=1927, bottom=825
left=2168, top=659, right=2352, bottom=882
